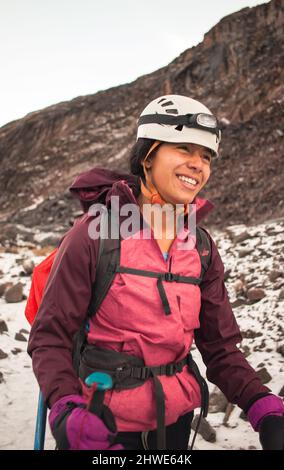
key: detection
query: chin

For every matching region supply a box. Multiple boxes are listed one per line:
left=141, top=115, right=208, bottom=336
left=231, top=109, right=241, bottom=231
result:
left=169, top=196, right=196, bottom=206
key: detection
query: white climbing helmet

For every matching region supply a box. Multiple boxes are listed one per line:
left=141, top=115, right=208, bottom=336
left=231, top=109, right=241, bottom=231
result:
left=137, top=94, right=221, bottom=157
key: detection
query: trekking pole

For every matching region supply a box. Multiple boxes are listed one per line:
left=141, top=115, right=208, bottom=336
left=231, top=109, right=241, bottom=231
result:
left=85, top=372, right=113, bottom=416
left=34, top=390, right=48, bottom=450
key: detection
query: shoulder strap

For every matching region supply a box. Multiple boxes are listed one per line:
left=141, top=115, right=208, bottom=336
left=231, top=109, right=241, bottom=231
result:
left=87, top=209, right=121, bottom=317
left=72, top=209, right=121, bottom=374
left=196, top=226, right=211, bottom=279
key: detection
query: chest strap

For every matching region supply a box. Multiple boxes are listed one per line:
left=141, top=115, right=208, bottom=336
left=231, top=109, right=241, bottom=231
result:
left=115, top=266, right=202, bottom=315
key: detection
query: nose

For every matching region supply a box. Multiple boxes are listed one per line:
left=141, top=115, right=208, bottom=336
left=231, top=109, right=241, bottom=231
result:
left=185, top=150, right=204, bottom=172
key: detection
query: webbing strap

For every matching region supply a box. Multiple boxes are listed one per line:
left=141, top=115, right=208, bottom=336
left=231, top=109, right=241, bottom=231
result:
left=187, top=355, right=209, bottom=418
left=152, top=375, right=166, bottom=450
left=116, top=266, right=201, bottom=284
left=115, top=266, right=201, bottom=315
left=128, top=356, right=188, bottom=381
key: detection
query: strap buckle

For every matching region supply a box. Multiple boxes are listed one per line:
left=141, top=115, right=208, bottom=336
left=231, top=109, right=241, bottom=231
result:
left=164, top=272, right=175, bottom=282
left=140, top=367, right=152, bottom=380
left=165, top=364, right=175, bottom=375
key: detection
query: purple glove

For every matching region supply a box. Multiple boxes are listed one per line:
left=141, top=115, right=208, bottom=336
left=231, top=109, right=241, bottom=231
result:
left=247, top=394, right=284, bottom=431
left=49, top=394, right=123, bottom=450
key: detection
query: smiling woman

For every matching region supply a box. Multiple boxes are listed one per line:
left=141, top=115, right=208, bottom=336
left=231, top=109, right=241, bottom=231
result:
left=28, top=94, right=284, bottom=452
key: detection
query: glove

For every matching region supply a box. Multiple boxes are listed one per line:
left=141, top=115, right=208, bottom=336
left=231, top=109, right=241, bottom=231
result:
left=259, top=415, right=284, bottom=450
left=49, top=394, right=123, bottom=450
left=247, top=394, right=284, bottom=450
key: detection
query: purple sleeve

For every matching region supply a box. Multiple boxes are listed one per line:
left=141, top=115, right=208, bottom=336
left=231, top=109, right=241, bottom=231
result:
left=27, top=215, right=98, bottom=408
left=194, top=231, right=270, bottom=410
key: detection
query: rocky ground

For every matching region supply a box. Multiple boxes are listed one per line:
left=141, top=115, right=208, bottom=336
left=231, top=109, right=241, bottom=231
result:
left=0, top=219, right=283, bottom=450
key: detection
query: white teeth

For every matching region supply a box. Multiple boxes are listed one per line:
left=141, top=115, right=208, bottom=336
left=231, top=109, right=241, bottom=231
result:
left=178, top=175, right=198, bottom=186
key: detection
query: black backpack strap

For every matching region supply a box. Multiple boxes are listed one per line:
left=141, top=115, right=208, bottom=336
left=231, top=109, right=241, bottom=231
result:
left=72, top=209, right=121, bottom=374
left=87, top=209, right=120, bottom=317
left=196, top=226, right=211, bottom=279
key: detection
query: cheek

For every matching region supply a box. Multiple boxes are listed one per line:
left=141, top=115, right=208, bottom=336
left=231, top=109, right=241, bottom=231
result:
left=151, top=162, right=173, bottom=189
left=202, top=167, right=211, bottom=186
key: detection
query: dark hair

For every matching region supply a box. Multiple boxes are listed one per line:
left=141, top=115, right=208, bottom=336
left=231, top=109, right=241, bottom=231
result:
left=129, top=138, right=159, bottom=182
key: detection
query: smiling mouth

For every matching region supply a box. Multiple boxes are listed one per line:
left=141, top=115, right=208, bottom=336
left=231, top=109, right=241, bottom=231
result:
left=177, top=174, right=200, bottom=189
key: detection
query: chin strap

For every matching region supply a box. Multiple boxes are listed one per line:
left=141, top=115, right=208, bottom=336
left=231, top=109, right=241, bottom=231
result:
left=140, top=141, right=188, bottom=215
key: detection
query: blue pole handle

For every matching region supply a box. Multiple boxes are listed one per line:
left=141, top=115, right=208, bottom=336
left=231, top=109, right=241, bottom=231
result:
left=85, top=372, right=113, bottom=390
left=34, top=391, right=48, bottom=450
left=85, top=372, right=113, bottom=417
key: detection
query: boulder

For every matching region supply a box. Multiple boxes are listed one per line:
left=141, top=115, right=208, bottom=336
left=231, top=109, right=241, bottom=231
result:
left=0, top=349, right=8, bottom=359
left=241, top=329, right=262, bottom=339
left=269, top=270, right=282, bottom=282
left=247, top=288, right=266, bottom=302
left=256, top=367, right=272, bottom=384
left=209, top=388, right=228, bottom=413
left=232, top=231, right=252, bottom=244
left=15, top=332, right=27, bottom=342
left=231, top=298, right=247, bottom=308
left=11, top=348, right=22, bottom=355
left=238, top=248, right=254, bottom=258
left=4, top=283, right=24, bottom=303
left=0, top=320, right=8, bottom=334
left=276, top=344, right=284, bottom=357
left=191, top=415, right=216, bottom=442
left=0, top=282, right=13, bottom=297
left=19, top=328, right=30, bottom=335
left=278, top=289, right=284, bottom=301
left=22, top=259, right=35, bottom=275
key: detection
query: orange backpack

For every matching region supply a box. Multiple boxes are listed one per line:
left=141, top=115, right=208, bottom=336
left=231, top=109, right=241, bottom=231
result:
left=25, top=249, right=58, bottom=325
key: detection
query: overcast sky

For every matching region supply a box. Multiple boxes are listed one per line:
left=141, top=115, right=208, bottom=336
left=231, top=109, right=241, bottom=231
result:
left=0, top=0, right=270, bottom=127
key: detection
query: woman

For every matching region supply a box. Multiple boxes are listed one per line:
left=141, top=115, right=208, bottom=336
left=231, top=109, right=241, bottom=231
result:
left=28, top=95, right=284, bottom=450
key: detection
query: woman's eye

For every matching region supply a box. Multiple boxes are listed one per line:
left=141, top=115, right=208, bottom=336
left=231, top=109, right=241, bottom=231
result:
left=177, top=146, right=212, bottom=162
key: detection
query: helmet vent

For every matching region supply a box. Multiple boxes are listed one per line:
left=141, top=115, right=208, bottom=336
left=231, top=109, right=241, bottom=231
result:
left=161, top=100, right=174, bottom=107
left=165, top=108, right=178, bottom=114
left=175, top=125, right=183, bottom=131
left=157, top=98, right=167, bottom=103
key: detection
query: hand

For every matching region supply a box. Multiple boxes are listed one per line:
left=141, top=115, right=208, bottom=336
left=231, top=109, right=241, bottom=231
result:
left=259, top=415, right=284, bottom=450
left=49, top=394, right=123, bottom=450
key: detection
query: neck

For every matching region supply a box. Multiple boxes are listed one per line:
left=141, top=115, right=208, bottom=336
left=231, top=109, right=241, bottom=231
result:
left=137, top=188, right=180, bottom=238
